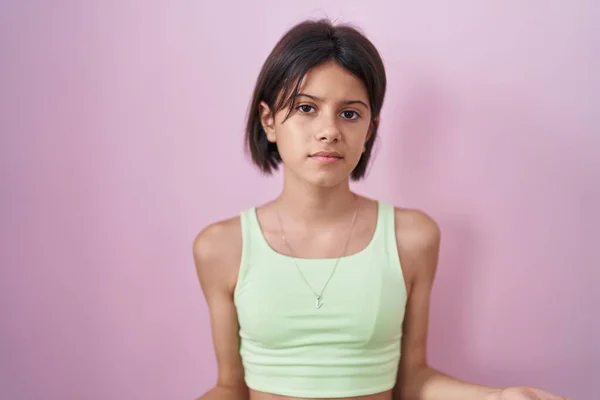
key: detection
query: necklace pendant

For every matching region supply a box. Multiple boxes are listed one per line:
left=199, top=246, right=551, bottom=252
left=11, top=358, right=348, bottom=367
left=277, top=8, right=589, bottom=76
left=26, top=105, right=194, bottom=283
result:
left=315, top=296, right=323, bottom=309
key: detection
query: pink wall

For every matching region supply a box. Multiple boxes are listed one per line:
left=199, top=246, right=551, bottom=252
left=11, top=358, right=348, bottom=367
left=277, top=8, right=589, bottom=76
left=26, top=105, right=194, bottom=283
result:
left=1, top=1, right=598, bottom=399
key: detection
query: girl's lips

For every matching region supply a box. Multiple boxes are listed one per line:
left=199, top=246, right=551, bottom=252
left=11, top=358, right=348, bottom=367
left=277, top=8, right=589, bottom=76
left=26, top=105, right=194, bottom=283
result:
left=310, top=154, right=342, bottom=163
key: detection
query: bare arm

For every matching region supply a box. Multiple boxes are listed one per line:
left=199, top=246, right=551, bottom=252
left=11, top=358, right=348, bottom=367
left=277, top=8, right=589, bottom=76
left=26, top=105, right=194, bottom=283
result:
left=193, top=218, right=249, bottom=400
left=392, top=209, right=569, bottom=400
left=392, top=209, right=499, bottom=400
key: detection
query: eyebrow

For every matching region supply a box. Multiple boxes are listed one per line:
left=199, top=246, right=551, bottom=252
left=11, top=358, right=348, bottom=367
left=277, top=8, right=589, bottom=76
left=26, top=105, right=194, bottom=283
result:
left=296, top=93, right=369, bottom=109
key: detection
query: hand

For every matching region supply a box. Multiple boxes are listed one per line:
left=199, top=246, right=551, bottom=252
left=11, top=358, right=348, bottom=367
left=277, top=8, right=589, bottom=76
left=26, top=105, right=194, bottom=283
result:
left=487, top=386, right=570, bottom=400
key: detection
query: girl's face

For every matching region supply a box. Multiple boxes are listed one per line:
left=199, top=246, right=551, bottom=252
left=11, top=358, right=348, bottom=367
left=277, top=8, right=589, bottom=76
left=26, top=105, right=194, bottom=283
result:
left=260, top=60, right=375, bottom=188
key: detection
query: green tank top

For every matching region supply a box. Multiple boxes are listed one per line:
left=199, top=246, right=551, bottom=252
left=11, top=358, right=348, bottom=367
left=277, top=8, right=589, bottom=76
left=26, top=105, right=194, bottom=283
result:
left=233, top=201, right=407, bottom=398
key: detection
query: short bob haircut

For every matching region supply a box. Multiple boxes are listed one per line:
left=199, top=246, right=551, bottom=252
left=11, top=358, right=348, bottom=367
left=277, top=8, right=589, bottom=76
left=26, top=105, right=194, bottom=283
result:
left=244, top=18, right=387, bottom=181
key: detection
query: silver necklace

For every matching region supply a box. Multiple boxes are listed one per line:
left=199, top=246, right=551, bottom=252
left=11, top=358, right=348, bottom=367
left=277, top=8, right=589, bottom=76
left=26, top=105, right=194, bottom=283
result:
left=276, top=199, right=359, bottom=309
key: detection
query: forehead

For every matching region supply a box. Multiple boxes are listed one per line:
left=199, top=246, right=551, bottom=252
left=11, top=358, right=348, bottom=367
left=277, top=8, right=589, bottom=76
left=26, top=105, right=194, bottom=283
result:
left=297, top=61, right=369, bottom=101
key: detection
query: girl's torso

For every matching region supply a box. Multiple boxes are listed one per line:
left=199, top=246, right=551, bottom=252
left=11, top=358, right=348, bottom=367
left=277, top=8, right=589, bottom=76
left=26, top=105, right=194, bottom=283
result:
left=232, top=198, right=408, bottom=400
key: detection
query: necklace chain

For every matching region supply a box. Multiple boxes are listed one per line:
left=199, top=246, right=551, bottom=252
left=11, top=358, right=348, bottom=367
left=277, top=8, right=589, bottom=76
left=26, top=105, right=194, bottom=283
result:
left=276, top=198, right=359, bottom=309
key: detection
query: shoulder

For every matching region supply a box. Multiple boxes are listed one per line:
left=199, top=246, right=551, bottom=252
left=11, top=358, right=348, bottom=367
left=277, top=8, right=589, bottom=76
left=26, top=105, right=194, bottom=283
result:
left=193, top=215, right=242, bottom=259
left=391, top=206, right=441, bottom=284
left=192, top=215, right=243, bottom=292
left=393, top=207, right=441, bottom=247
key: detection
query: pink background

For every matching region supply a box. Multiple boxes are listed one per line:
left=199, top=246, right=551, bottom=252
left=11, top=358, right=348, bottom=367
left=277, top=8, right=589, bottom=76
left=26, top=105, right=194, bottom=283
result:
left=1, top=1, right=598, bottom=399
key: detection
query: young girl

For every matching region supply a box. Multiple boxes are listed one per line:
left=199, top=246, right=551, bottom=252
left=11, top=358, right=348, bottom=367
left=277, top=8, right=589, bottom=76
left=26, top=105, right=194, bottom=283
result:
left=194, top=19, right=568, bottom=400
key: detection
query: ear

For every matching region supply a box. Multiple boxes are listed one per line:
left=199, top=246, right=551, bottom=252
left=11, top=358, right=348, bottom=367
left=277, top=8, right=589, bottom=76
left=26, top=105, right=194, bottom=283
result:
left=259, top=101, right=276, bottom=143
left=364, top=116, right=380, bottom=152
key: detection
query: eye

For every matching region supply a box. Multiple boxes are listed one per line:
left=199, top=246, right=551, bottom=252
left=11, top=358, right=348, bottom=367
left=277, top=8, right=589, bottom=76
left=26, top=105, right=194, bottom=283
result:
left=297, top=104, right=315, bottom=113
left=340, top=110, right=360, bottom=120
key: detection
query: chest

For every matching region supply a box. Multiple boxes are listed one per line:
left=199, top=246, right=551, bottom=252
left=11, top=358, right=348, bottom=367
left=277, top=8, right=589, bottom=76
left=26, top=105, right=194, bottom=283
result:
left=234, top=251, right=407, bottom=350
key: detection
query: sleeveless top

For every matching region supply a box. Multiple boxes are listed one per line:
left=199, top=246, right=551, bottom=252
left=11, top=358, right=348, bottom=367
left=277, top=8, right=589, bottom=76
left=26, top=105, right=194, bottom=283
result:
left=233, top=201, right=408, bottom=398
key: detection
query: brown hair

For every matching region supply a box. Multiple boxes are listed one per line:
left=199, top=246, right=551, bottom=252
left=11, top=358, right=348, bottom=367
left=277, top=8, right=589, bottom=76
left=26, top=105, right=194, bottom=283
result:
left=245, top=18, right=387, bottom=180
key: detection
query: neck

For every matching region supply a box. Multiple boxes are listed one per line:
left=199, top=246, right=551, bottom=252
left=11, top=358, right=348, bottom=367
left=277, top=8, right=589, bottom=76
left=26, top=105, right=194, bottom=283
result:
left=275, top=173, right=358, bottom=227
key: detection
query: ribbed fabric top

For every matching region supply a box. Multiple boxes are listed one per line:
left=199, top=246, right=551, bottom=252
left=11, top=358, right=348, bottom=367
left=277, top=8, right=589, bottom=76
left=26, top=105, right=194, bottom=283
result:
left=233, top=201, right=407, bottom=398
